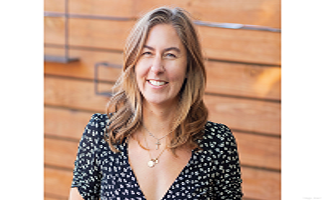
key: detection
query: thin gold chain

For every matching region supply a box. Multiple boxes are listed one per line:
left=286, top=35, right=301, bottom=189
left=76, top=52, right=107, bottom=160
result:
left=143, top=124, right=173, bottom=150
left=143, top=129, right=167, bottom=167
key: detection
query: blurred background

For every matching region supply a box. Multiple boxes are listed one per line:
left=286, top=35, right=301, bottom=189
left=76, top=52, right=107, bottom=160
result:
left=44, top=0, right=281, bottom=199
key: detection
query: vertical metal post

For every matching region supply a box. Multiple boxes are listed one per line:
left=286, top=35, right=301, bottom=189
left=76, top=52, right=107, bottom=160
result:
left=43, top=0, right=78, bottom=63
left=64, top=0, right=69, bottom=60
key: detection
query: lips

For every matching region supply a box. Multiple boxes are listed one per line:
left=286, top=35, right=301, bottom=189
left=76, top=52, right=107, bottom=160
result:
left=148, top=80, right=168, bottom=86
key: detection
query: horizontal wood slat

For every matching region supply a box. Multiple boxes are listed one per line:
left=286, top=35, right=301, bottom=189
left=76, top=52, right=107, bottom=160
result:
left=204, top=95, right=280, bottom=135
left=44, top=47, right=124, bottom=84
left=44, top=0, right=65, bottom=13
left=44, top=76, right=280, bottom=135
left=44, top=17, right=65, bottom=45
left=234, top=132, right=280, bottom=170
left=44, top=194, right=67, bottom=200
left=206, top=61, right=281, bottom=100
left=133, top=0, right=281, bottom=29
left=44, top=76, right=110, bottom=113
left=44, top=17, right=280, bottom=65
left=44, top=196, right=64, bottom=200
left=69, top=0, right=136, bottom=18
left=44, top=165, right=279, bottom=200
left=44, top=0, right=281, bottom=28
left=44, top=137, right=79, bottom=169
left=44, top=167, right=72, bottom=199
left=68, top=18, right=133, bottom=51
left=44, top=107, right=92, bottom=140
left=44, top=47, right=66, bottom=58
left=44, top=47, right=281, bottom=100
left=198, top=26, right=280, bottom=65
left=241, top=167, right=280, bottom=199
left=44, top=109, right=280, bottom=170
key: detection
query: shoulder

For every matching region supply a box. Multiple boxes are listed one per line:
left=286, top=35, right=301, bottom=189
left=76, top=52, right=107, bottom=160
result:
left=204, top=121, right=235, bottom=141
left=82, top=113, right=110, bottom=138
left=200, top=121, right=238, bottom=151
left=88, top=113, right=109, bottom=125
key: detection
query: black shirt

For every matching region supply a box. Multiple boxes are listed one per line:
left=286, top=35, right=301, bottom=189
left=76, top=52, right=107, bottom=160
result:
left=71, top=113, right=243, bottom=199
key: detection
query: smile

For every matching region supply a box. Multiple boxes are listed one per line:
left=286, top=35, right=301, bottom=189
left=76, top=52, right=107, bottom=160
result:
left=148, top=80, right=168, bottom=86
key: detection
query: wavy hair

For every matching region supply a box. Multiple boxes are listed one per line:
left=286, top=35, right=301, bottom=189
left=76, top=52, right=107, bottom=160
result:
left=105, top=6, right=208, bottom=153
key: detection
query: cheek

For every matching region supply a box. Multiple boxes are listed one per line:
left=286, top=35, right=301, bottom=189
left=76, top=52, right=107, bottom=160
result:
left=135, top=59, right=149, bottom=77
left=134, top=63, right=147, bottom=88
left=169, top=62, right=187, bottom=82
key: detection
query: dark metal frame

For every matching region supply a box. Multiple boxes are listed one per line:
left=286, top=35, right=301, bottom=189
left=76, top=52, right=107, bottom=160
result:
left=44, top=0, right=79, bottom=63
left=94, top=62, right=122, bottom=97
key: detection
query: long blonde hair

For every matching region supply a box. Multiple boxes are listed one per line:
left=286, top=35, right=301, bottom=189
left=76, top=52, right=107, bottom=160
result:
left=106, top=7, right=208, bottom=152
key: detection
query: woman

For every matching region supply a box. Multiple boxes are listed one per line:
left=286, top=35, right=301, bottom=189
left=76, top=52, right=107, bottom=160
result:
left=69, top=7, right=243, bottom=200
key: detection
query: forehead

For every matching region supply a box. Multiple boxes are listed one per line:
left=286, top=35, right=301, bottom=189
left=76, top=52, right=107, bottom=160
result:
left=145, top=24, right=184, bottom=50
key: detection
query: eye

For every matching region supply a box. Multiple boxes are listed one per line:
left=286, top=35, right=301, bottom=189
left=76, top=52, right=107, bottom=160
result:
left=165, top=53, right=177, bottom=58
left=142, top=51, right=153, bottom=56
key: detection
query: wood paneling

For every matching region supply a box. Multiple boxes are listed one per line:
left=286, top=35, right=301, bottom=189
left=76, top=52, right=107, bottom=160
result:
left=58, top=0, right=281, bottom=28
left=205, top=95, right=280, bottom=135
left=44, top=167, right=72, bottom=199
left=44, top=137, right=79, bottom=169
left=44, top=107, right=92, bottom=139
left=44, top=17, right=281, bottom=65
left=133, top=0, right=281, bottom=28
left=44, top=196, right=63, bottom=200
left=206, top=61, right=281, bottom=100
left=44, top=47, right=281, bottom=100
left=69, top=0, right=136, bottom=18
left=45, top=77, right=280, bottom=135
left=44, top=47, right=123, bottom=83
left=68, top=18, right=133, bottom=51
left=44, top=17, right=65, bottom=45
left=44, top=46, right=66, bottom=58
left=44, top=0, right=65, bottom=13
left=197, top=26, right=280, bottom=65
left=241, top=167, right=280, bottom=199
left=44, top=76, right=110, bottom=113
left=44, top=194, right=67, bottom=200
left=234, top=132, right=280, bottom=170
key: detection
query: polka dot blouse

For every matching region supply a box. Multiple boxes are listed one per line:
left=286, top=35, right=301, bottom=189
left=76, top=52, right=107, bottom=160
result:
left=71, top=114, right=243, bottom=199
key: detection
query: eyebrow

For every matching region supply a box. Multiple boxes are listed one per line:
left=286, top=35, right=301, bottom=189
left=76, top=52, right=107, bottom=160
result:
left=143, top=45, right=181, bottom=53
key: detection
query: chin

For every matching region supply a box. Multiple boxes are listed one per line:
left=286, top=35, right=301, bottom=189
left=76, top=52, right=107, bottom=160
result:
left=144, top=95, right=179, bottom=107
left=146, top=99, right=168, bottom=105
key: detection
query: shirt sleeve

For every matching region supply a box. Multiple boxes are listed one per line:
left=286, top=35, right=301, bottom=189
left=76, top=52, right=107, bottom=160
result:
left=71, top=113, right=107, bottom=200
left=214, top=124, right=243, bottom=199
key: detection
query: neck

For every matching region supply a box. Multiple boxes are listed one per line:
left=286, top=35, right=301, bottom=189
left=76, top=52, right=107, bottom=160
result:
left=142, top=100, right=178, bottom=138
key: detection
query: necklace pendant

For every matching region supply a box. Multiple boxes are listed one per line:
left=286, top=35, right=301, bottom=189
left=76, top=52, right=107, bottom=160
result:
left=148, top=159, right=156, bottom=168
left=156, top=141, right=161, bottom=150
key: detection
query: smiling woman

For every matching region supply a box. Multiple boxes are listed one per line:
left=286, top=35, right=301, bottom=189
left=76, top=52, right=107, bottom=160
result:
left=69, top=7, right=243, bottom=200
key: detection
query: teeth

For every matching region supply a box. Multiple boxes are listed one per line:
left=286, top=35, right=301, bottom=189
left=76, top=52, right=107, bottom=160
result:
left=149, top=80, right=166, bottom=86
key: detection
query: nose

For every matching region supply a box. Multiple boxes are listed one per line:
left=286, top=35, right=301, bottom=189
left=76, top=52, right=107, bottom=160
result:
left=150, top=55, right=164, bottom=74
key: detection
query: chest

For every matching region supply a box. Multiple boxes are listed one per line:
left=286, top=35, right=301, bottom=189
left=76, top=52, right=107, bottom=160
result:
left=99, top=140, right=217, bottom=199
left=127, top=138, right=192, bottom=200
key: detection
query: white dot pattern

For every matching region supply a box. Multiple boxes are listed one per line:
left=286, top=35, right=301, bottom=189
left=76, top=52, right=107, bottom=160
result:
left=71, top=114, right=243, bottom=199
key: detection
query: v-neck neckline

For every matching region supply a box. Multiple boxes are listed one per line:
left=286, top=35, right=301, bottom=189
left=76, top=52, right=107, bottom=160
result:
left=121, top=138, right=198, bottom=200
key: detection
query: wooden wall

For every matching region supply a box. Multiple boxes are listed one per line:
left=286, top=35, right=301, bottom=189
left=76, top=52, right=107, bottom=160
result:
left=44, top=0, right=281, bottom=199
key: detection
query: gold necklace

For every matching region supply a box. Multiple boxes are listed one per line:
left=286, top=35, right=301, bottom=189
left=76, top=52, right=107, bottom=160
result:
left=143, top=130, right=168, bottom=168
left=143, top=124, right=173, bottom=150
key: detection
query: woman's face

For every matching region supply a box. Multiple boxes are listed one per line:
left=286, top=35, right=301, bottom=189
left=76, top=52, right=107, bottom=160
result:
left=135, top=24, right=188, bottom=107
